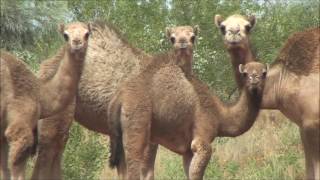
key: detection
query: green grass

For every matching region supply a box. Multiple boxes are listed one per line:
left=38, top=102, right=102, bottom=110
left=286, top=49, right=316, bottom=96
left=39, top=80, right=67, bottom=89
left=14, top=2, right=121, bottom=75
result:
left=24, top=110, right=303, bottom=180
left=97, top=111, right=304, bottom=180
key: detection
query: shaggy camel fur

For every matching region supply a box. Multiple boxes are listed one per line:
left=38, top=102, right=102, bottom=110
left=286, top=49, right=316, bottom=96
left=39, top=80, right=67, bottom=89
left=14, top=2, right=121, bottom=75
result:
left=1, top=52, right=40, bottom=180
left=31, top=23, right=198, bottom=179
left=0, top=22, right=90, bottom=180
left=215, top=15, right=320, bottom=180
left=108, top=60, right=268, bottom=179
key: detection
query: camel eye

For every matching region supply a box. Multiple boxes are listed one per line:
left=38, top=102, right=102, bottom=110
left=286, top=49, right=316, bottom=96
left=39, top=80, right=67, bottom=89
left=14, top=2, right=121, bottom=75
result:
left=63, top=33, right=69, bottom=41
left=245, top=25, right=251, bottom=32
left=191, top=35, right=195, bottom=43
left=242, top=72, right=248, bottom=77
left=84, top=32, right=90, bottom=40
left=170, top=36, right=175, bottom=44
left=262, top=72, right=267, bottom=78
left=220, top=25, right=226, bottom=35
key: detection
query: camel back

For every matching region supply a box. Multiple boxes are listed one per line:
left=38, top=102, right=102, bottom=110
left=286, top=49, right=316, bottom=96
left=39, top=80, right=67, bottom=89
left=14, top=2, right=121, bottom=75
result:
left=77, top=21, right=151, bottom=113
left=0, top=51, right=39, bottom=99
left=274, top=27, right=320, bottom=75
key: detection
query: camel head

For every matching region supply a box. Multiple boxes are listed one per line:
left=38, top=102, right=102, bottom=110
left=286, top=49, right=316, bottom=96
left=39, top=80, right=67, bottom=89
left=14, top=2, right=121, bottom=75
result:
left=59, top=22, right=91, bottom=54
left=214, top=14, right=256, bottom=49
left=166, top=25, right=199, bottom=56
left=239, top=62, right=268, bottom=94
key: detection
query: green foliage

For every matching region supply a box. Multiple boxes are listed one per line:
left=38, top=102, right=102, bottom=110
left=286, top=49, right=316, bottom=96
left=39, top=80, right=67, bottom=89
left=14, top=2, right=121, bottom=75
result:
left=63, top=123, right=109, bottom=180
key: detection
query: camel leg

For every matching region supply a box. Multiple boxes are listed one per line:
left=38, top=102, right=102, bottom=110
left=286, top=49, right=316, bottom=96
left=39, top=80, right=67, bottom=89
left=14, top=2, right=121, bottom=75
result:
left=141, top=143, right=158, bottom=180
left=121, top=103, right=151, bottom=180
left=5, top=113, right=35, bottom=180
left=189, top=138, right=212, bottom=180
left=1, top=139, right=10, bottom=180
left=182, top=150, right=193, bottom=179
left=300, top=128, right=314, bottom=179
left=301, top=126, right=320, bottom=180
left=31, top=108, right=73, bottom=180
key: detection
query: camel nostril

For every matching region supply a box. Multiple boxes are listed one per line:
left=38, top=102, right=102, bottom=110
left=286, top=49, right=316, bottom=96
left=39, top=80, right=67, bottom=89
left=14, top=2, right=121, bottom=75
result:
left=73, top=39, right=81, bottom=45
left=178, top=38, right=187, bottom=44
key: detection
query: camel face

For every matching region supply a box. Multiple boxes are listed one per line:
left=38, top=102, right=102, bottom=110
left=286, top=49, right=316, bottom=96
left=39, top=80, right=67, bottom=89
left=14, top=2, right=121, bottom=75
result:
left=166, top=26, right=199, bottom=56
left=239, top=62, right=268, bottom=94
left=215, top=14, right=255, bottom=49
left=59, top=22, right=91, bottom=54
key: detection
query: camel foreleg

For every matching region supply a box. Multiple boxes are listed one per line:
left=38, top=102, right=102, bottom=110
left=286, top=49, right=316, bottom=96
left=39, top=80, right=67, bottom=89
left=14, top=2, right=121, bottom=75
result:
left=188, top=138, right=212, bottom=180
left=31, top=108, right=73, bottom=180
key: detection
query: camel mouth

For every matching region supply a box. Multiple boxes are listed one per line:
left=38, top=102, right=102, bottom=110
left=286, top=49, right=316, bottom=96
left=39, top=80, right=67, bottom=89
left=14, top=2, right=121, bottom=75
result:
left=72, top=45, right=84, bottom=50
left=179, top=43, right=189, bottom=49
left=227, top=40, right=241, bottom=46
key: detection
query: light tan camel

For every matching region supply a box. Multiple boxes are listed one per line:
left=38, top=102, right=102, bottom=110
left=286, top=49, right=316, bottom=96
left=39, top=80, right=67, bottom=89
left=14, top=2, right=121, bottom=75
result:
left=108, top=58, right=268, bottom=180
left=1, top=51, right=40, bottom=180
left=214, top=14, right=256, bottom=89
left=0, top=22, right=90, bottom=180
left=38, top=22, right=91, bottom=118
left=215, top=14, right=320, bottom=180
left=31, top=23, right=198, bottom=179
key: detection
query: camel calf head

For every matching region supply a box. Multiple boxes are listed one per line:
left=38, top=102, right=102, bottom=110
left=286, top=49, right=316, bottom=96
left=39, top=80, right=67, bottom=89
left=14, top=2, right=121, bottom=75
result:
left=239, top=62, right=268, bottom=94
left=59, top=22, right=91, bottom=54
left=214, top=14, right=256, bottom=49
left=166, top=25, right=199, bottom=56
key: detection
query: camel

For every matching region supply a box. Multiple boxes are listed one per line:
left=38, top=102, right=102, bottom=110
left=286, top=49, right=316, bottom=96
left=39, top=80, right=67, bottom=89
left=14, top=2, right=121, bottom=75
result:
left=108, top=59, right=268, bottom=180
left=31, top=22, right=198, bottom=179
left=214, top=14, right=256, bottom=89
left=0, top=22, right=91, bottom=180
left=1, top=52, right=40, bottom=180
left=37, top=22, right=91, bottom=118
left=215, top=14, right=320, bottom=180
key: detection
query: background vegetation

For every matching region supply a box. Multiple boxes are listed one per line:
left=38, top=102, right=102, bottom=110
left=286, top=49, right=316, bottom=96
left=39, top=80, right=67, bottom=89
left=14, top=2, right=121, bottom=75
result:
left=1, top=0, right=319, bottom=179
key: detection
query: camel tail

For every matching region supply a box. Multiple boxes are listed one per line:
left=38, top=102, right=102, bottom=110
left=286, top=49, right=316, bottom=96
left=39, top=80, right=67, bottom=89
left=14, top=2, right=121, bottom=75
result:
left=108, top=95, right=124, bottom=169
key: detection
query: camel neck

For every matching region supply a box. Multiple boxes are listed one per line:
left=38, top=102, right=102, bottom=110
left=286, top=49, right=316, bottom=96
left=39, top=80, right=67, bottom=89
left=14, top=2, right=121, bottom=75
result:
left=261, top=63, right=286, bottom=110
left=217, top=87, right=262, bottom=137
left=228, top=46, right=255, bottom=89
left=173, top=51, right=193, bottom=79
left=39, top=47, right=86, bottom=118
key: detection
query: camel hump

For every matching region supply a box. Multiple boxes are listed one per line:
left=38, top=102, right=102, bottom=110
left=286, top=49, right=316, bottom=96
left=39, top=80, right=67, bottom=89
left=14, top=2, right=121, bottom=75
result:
left=0, top=51, right=39, bottom=98
left=275, top=27, right=320, bottom=75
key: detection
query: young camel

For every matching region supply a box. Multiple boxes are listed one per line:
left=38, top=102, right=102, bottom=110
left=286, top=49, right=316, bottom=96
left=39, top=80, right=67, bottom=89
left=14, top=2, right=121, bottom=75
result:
left=215, top=15, right=320, bottom=180
left=38, top=22, right=91, bottom=118
left=1, top=52, right=40, bottom=180
left=0, top=22, right=91, bottom=180
left=108, top=58, right=268, bottom=179
left=31, top=23, right=198, bottom=180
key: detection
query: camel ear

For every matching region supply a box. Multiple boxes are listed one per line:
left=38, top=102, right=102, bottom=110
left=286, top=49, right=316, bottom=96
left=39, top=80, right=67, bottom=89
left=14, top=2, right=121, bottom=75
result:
left=165, top=27, right=172, bottom=38
left=239, top=64, right=245, bottom=73
left=264, top=63, right=269, bottom=73
left=59, top=23, right=65, bottom=34
left=214, top=14, right=224, bottom=28
left=247, top=15, right=256, bottom=28
left=87, top=23, right=92, bottom=34
left=193, top=25, right=200, bottom=36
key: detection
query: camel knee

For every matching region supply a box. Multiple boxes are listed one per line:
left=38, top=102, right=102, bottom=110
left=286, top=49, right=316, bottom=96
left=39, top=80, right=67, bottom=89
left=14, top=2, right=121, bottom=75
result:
left=5, top=126, right=34, bottom=167
left=189, top=139, right=212, bottom=180
left=302, top=119, right=319, bottom=132
left=191, top=139, right=212, bottom=157
left=38, top=123, right=69, bottom=149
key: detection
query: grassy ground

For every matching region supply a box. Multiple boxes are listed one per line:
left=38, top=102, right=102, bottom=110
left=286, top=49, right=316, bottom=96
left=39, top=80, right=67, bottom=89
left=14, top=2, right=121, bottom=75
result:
left=27, top=111, right=304, bottom=180
left=25, top=110, right=303, bottom=179
left=98, top=110, right=304, bottom=180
